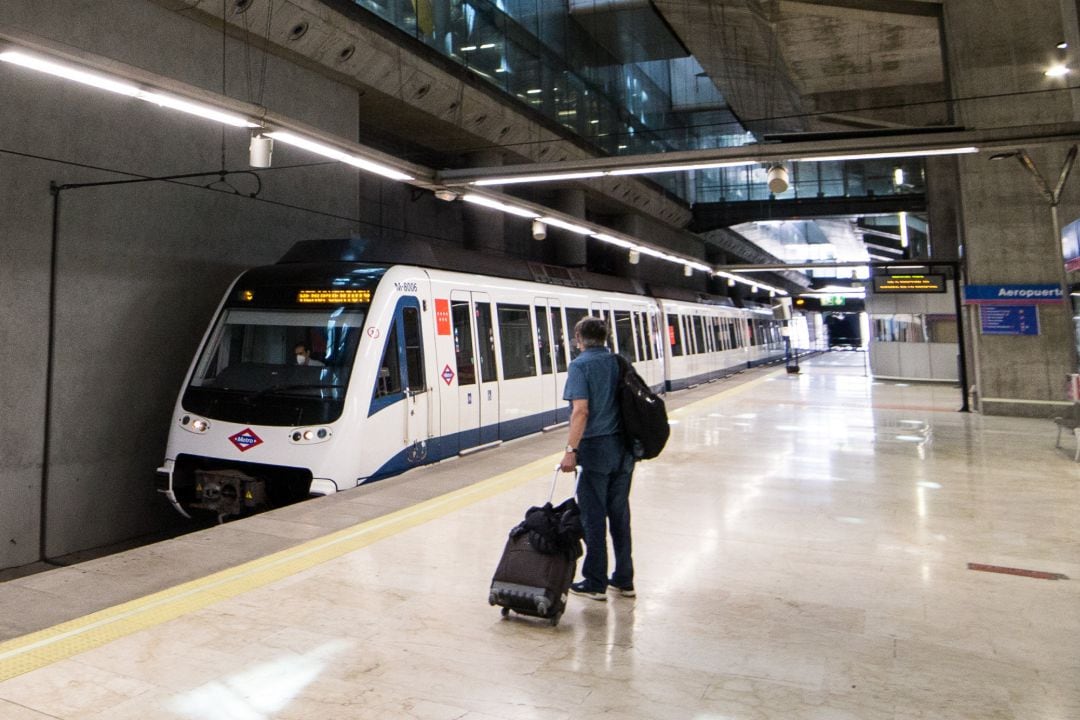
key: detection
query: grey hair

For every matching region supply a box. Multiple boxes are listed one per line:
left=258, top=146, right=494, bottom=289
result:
left=574, top=316, right=608, bottom=347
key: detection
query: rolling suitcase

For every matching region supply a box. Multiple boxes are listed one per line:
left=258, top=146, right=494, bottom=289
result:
left=488, top=467, right=583, bottom=626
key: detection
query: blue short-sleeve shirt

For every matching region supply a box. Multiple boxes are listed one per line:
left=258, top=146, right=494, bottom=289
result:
left=563, top=347, right=621, bottom=439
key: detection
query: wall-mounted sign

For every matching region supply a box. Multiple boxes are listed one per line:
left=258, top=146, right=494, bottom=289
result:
left=962, top=284, right=1063, bottom=305
left=979, top=305, right=1040, bottom=335
left=872, top=274, right=947, bottom=293
left=820, top=295, right=846, bottom=306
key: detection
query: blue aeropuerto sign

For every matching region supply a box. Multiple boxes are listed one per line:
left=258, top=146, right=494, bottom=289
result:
left=962, top=284, right=1064, bottom=305
left=979, top=305, right=1040, bottom=335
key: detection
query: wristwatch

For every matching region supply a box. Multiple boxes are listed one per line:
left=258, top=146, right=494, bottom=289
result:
left=565, top=445, right=577, bottom=454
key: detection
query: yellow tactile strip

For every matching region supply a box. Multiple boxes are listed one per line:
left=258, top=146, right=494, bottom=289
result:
left=0, top=369, right=780, bottom=683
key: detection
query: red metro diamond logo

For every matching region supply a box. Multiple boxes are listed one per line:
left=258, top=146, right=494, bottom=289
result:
left=228, top=428, right=264, bottom=452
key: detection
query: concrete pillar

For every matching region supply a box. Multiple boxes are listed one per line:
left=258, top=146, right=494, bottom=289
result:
left=551, top=188, right=588, bottom=267
left=462, top=150, right=506, bottom=254
left=943, top=1, right=1080, bottom=416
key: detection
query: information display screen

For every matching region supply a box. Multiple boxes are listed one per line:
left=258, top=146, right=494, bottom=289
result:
left=296, top=289, right=372, bottom=304
left=872, top=274, right=946, bottom=293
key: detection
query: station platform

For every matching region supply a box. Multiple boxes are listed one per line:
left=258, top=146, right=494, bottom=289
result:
left=0, top=352, right=1077, bottom=719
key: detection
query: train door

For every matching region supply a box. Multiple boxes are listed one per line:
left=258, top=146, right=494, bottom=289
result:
left=589, top=302, right=614, bottom=349
left=534, top=298, right=561, bottom=428
left=371, top=297, right=430, bottom=467
left=450, top=291, right=500, bottom=450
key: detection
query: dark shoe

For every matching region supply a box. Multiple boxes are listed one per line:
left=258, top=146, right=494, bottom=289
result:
left=609, top=582, right=635, bottom=598
left=570, top=581, right=607, bottom=601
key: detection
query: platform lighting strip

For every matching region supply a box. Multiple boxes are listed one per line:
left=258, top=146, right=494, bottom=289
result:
left=461, top=193, right=787, bottom=294
left=471, top=161, right=756, bottom=186
left=0, top=46, right=789, bottom=294
left=0, top=48, right=415, bottom=182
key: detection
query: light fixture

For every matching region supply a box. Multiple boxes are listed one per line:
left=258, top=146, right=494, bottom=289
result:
left=766, top=163, right=789, bottom=194
left=893, top=167, right=905, bottom=186
left=472, top=171, right=605, bottom=186
left=1058, top=41, right=1069, bottom=50
left=628, top=249, right=640, bottom=265
left=538, top=216, right=592, bottom=235
left=799, top=147, right=978, bottom=162
left=462, top=193, right=539, bottom=218
left=531, top=219, right=547, bottom=240
left=433, top=189, right=458, bottom=202
left=899, top=211, right=910, bottom=248
left=727, top=278, right=736, bottom=287
left=684, top=265, right=693, bottom=277
left=608, top=160, right=754, bottom=176
left=0, top=50, right=258, bottom=128
left=1045, top=64, right=1070, bottom=78
left=266, top=131, right=414, bottom=181
left=591, top=232, right=635, bottom=248
left=752, top=285, right=759, bottom=293
left=249, top=131, right=273, bottom=168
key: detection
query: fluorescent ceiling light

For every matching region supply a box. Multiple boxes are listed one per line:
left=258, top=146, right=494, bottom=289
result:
left=267, top=131, right=414, bottom=181
left=139, top=91, right=256, bottom=128
left=799, top=147, right=978, bottom=162
left=472, top=171, right=604, bottom=186
left=591, top=232, right=635, bottom=248
left=538, top=216, right=592, bottom=235
left=609, top=160, right=755, bottom=176
left=0, top=50, right=140, bottom=96
left=1046, top=64, right=1070, bottom=77
left=462, top=193, right=539, bottom=218
left=0, top=50, right=259, bottom=128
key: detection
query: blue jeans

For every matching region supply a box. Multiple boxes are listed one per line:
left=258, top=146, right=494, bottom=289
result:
left=576, top=433, right=635, bottom=591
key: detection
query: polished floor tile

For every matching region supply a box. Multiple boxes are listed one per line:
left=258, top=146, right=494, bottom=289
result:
left=0, top=353, right=1077, bottom=719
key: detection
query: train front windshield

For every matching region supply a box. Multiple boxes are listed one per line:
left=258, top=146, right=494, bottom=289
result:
left=183, top=307, right=366, bottom=426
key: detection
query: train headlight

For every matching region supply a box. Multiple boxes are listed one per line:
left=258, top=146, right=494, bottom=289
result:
left=180, top=415, right=211, bottom=434
left=289, top=426, right=332, bottom=444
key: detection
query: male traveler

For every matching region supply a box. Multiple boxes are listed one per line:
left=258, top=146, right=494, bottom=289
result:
left=559, top=316, right=636, bottom=601
left=294, top=342, right=325, bottom=367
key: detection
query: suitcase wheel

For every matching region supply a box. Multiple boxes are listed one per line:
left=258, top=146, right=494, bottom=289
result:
left=501, top=607, right=511, bottom=618
left=550, top=611, right=562, bottom=627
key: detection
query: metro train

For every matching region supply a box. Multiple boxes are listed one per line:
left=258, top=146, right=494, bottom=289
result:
left=156, top=238, right=791, bottom=519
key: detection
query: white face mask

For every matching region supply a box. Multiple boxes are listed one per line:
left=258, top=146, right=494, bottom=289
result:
left=296, top=354, right=307, bottom=365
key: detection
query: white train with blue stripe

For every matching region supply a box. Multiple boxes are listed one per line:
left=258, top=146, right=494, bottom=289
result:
left=157, top=238, right=788, bottom=518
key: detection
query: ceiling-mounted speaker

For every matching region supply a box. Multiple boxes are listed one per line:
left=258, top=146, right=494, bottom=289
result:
left=767, top=164, right=789, bottom=194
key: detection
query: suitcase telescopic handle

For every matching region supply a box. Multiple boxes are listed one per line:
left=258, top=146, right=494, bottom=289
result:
left=550, top=465, right=581, bottom=504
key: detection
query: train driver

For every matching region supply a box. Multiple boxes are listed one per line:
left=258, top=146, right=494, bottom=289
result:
left=294, top=342, right=325, bottom=367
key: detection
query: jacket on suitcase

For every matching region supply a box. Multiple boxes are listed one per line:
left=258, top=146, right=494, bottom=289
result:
left=489, top=487, right=584, bottom=625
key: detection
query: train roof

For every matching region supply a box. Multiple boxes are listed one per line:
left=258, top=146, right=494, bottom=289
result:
left=277, top=237, right=749, bottom=310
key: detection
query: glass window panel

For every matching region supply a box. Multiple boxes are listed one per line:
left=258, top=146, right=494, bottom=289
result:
left=497, top=303, right=536, bottom=379
left=551, top=306, right=568, bottom=372
left=535, top=305, right=553, bottom=375
left=402, top=306, right=425, bottom=391
left=376, top=321, right=402, bottom=397
left=452, top=299, right=475, bottom=386
left=614, top=310, right=635, bottom=361
left=476, top=302, right=498, bottom=382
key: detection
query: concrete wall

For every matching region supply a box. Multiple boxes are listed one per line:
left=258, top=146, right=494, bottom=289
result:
left=0, top=0, right=459, bottom=569
left=944, top=0, right=1080, bottom=416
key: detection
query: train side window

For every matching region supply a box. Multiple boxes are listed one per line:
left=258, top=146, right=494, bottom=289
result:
left=669, top=314, right=683, bottom=356
left=714, top=318, right=725, bottom=351
left=376, top=321, right=402, bottom=398
left=451, top=300, right=476, bottom=386
left=635, top=311, right=650, bottom=361
left=534, top=304, right=553, bottom=375
left=614, top=310, right=635, bottom=362
left=729, top=320, right=739, bottom=349
left=551, top=307, right=568, bottom=372
left=497, top=303, right=535, bottom=380
left=475, top=303, right=498, bottom=382
left=693, top=316, right=706, bottom=354
left=681, top=316, right=694, bottom=354
left=565, top=307, right=588, bottom=360
left=402, top=306, right=425, bottom=391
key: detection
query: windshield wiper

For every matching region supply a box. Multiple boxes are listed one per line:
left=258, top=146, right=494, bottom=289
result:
left=248, top=383, right=347, bottom=401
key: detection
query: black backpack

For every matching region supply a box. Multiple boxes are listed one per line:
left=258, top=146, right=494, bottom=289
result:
left=614, top=355, right=670, bottom=460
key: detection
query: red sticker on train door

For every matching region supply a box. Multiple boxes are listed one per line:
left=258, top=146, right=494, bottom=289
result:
left=668, top=325, right=676, bottom=346
left=435, top=299, right=451, bottom=335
